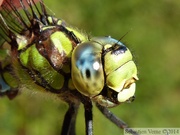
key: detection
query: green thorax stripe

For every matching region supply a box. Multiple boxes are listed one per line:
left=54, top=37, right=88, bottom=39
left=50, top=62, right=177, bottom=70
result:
left=17, top=21, right=88, bottom=93
left=0, top=1, right=88, bottom=94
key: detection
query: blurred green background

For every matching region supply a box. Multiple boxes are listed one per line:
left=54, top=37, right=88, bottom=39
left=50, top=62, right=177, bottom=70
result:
left=0, top=0, right=180, bottom=135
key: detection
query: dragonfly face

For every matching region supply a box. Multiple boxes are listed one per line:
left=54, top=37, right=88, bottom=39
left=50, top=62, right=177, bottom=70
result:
left=0, top=0, right=138, bottom=134
left=72, top=36, right=138, bottom=107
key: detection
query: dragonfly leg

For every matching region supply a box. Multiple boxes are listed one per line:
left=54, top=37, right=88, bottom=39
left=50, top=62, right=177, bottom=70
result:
left=61, top=101, right=80, bottom=135
left=83, top=99, right=93, bottom=135
left=96, top=103, right=139, bottom=135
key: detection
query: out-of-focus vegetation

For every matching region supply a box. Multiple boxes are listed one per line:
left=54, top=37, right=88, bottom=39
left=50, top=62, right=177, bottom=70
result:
left=0, top=0, right=180, bottom=135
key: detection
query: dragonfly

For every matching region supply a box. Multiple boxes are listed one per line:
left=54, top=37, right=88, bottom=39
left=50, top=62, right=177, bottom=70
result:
left=0, top=0, right=138, bottom=135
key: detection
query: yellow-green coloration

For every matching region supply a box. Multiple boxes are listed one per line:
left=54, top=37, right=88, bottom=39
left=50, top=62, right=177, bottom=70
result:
left=0, top=52, right=10, bottom=68
left=106, top=61, right=137, bottom=92
left=104, top=47, right=133, bottom=75
left=0, top=49, right=9, bottom=61
left=20, top=45, right=64, bottom=90
left=68, top=79, right=76, bottom=90
left=19, top=47, right=31, bottom=67
left=41, top=25, right=56, bottom=31
left=0, top=44, right=11, bottom=68
left=66, top=27, right=88, bottom=42
left=62, top=64, right=70, bottom=73
left=1, top=8, right=89, bottom=96
left=71, top=36, right=138, bottom=107
left=1, top=10, right=138, bottom=107
left=3, top=72, right=18, bottom=89
left=50, top=32, right=73, bottom=57
left=17, top=35, right=28, bottom=50
left=13, top=57, right=48, bottom=93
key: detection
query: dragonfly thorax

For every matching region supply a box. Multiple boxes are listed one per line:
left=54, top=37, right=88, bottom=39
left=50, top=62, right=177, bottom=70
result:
left=0, top=0, right=138, bottom=108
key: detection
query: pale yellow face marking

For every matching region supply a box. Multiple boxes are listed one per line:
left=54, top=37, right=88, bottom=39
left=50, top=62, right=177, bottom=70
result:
left=117, top=83, right=136, bottom=102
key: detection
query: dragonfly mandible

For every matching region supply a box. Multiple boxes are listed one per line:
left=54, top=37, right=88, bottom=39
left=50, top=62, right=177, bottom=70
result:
left=0, top=0, right=138, bottom=135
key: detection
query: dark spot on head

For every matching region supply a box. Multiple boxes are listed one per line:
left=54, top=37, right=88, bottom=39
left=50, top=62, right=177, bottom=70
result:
left=86, top=69, right=91, bottom=78
left=112, top=45, right=127, bottom=55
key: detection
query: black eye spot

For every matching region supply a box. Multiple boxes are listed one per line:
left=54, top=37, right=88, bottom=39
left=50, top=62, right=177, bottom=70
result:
left=112, top=45, right=127, bottom=55
left=86, top=69, right=91, bottom=79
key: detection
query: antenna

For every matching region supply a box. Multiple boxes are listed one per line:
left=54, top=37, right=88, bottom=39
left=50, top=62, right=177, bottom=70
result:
left=116, top=28, right=132, bottom=44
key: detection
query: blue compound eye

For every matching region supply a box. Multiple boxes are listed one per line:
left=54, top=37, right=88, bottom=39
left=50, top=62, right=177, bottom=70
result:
left=71, top=41, right=104, bottom=97
left=72, top=36, right=138, bottom=107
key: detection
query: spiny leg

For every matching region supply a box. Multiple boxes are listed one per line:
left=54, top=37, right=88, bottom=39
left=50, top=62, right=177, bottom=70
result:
left=61, top=102, right=80, bottom=135
left=70, top=91, right=93, bottom=135
left=83, top=99, right=93, bottom=135
left=96, top=103, right=139, bottom=135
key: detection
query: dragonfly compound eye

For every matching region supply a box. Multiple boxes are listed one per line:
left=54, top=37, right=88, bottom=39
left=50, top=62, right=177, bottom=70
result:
left=72, top=36, right=138, bottom=107
left=71, top=41, right=104, bottom=97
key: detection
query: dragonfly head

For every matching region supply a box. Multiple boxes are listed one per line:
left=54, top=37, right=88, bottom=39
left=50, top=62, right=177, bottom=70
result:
left=71, top=36, right=138, bottom=107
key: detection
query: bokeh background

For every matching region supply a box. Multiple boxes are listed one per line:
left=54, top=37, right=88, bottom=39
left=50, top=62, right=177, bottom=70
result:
left=0, top=0, right=180, bottom=135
